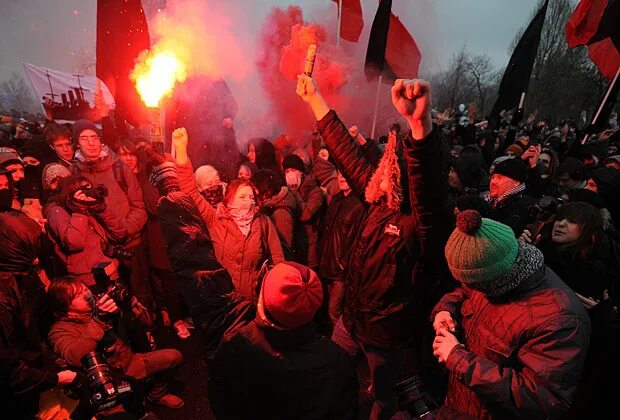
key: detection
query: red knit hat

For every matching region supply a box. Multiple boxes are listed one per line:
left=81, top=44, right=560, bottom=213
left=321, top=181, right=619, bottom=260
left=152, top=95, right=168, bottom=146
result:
left=258, top=262, right=323, bottom=330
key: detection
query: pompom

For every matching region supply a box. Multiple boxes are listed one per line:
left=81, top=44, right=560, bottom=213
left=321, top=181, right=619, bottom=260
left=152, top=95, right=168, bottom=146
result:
left=457, top=210, right=482, bottom=235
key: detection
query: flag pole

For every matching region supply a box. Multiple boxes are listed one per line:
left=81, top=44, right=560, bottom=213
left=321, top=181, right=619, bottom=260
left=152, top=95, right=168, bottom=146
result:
left=371, top=74, right=383, bottom=138
left=336, top=0, right=343, bottom=46
left=581, top=66, right=620, bottom=144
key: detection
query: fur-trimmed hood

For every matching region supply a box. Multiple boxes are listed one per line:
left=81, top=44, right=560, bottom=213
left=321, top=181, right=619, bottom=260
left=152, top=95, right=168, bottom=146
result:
left=364, top=133, right=402, bottom=211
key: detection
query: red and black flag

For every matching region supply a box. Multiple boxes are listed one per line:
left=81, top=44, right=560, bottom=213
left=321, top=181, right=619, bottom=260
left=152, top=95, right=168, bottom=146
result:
left=332, top=0, right=364, bottom=43
left=365, top=0, right=421, bottom=82
left=96, top=0, right=150, bottom=127
left=490, top=0, right=549, bottom=121
left=566, top=0, right=620, bottom=81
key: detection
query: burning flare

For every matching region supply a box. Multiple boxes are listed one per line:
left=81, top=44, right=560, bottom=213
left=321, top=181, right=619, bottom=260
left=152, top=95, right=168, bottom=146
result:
left=132, top=50, right=187, bottom=107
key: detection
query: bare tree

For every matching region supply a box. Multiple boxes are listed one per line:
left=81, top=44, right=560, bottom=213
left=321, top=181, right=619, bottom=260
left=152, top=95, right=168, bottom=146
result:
left=0, top=72, right=38, bottom=113
left=510, top=0, right=607, bottom=122
left=466, top=54, right=494, bottom=115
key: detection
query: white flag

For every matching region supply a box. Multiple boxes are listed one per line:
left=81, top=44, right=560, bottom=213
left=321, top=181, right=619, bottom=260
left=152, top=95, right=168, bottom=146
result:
left=23, top=63, right=115, bottom=122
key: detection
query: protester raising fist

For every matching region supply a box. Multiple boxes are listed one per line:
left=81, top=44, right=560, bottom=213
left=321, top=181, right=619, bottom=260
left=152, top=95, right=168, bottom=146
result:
left=390, top=79, right=433, bottom=139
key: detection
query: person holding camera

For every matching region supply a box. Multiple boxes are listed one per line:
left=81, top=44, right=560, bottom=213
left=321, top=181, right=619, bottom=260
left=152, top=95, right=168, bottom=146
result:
left=70, top=120, right=148, bottom=308
left=45, top=175, right=126, bottom=286
left=47, top=277, right=184, bottom=409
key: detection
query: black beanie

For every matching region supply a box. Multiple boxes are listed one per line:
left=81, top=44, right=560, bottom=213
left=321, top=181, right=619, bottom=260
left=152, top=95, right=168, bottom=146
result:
left=282, top=154, right=306, bottom=173
left=72, top=119, right=102, bottom=145
left=492, top=158, right=527, bottom=183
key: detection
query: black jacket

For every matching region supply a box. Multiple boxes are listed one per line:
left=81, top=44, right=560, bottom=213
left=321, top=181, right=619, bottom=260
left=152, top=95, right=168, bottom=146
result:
left=0, top=272, right=58, bottom=419
left=489, top=191, right=536, bottom=237
left=157, top=192, right=358, bottom=419
left=318, top=191, right=366, bottom=281
left=318, top=110, right=452, bottom=348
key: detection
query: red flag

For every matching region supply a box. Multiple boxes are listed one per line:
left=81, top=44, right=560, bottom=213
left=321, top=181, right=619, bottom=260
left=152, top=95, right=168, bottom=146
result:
left=333, top=0, right=364, bottom=43
left=385, top=13, right=421, bottom=79
left=588, top=37, right=620, bottom=80
left=96, top=0, right=150, bottom=126
left=566, top=0, right=620, bottom=80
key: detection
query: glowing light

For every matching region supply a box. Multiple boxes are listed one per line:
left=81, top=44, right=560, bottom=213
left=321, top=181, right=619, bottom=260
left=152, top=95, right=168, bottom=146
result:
left=131, top=50, right=187, bottom=108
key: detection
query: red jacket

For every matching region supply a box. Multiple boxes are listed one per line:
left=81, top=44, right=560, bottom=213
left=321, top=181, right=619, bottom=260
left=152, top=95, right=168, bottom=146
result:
left=432, top=269, right=591, bottom=419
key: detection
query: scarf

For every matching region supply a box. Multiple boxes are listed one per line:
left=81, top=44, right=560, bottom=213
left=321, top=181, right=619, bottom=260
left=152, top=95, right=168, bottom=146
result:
left=217, top=203, right=255, bottom=237
left=490, top=182, right=526, bottom=209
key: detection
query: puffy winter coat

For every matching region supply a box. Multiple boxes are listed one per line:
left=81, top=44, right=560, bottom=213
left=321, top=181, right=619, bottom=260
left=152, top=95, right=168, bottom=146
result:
left=156, top=191, right=359, bottom=419
left=45, top=202, right=125, bottom=286
left=71, top=146, right=147, bottom=242
left=292, top=173, right=324, bottom=268
left=432, top=269, right=591, bottom=419
left=318, top=110, right=452, bottom=348
left=259, top=186, right=297, bottom=260
left=177, top=159, right=284, bottom=302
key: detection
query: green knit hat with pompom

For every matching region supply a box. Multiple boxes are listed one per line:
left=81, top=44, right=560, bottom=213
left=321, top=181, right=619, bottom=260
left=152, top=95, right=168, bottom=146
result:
left=445, top=210, right=519, bottom=293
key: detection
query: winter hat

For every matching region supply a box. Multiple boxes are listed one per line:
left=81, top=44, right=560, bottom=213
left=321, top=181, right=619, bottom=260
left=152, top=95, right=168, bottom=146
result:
left=505, top=143, right=524, bottom=158
left=259, top=262, right=323, bottom=329
left=282, top=153, right=306, bottom=173
left=194, top=165, right=221, bottom=192
left=492, top=157, right=527, bottom=183
left=445, top=210, right=546, bottom=297
left=364, top=130, right=402, bottom=211
left=19, top=138, right=49, bottom=163
left=603, top=154, right=620, bottom=167
left=0, top=147, right=24, bottom=167
left=72, top=119, right=101, bottom=145
left=42, top=163, right=71, bottom=190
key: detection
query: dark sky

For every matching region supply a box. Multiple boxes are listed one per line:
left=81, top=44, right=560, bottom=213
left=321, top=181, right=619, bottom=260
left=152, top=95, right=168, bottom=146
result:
left=0, top=0, right=540, bottom=81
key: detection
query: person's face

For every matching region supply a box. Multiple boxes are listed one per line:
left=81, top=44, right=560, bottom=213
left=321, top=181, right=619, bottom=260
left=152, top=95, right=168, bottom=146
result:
left=248, top=143, right=256, bottom=163
left=561, top=123, right=569, bottom=135
left=318, top=149, right=329, bottom=161
left=77, top=129, right=102, bottom=161
left=118, top=149, right=138, bottom=173
left=585, top=178, right=598, bottom=193
left=448, top=167, right=462, bottom=189
left=0, top=174, right=9, bottom=190
left=233, top=185, right=255, bottom=204
left=556, top=173, right=578, bottom=190
left=337, top=171, right=350, bottom=192
left=505, top=150, right=518, bottom=158
left=450, top=148, right=460, bottom=158
left=51, top=137, right=74, bottom=161
left=5, top=163, right=24, bottom=182
left=68, top=283, right=95, bottom=315
left=538, top=153, right=552, bottom=172
left=552, top=218, right=581, bottom=245
left=238, top=165, right=251, bottom=180
left=490, top=173, right=520, bottom=198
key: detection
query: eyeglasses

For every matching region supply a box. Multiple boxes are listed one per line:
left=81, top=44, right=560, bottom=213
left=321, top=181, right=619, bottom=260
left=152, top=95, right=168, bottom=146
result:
left=78, top=135, right=101, bottom=142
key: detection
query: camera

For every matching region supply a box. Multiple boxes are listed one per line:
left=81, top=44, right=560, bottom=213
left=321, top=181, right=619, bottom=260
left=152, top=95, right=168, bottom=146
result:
left=528, top=195, right=563, bottom=222
left=92, top=262, right=131, bottom=307
left=82, top=184, right=108, bottom=200
left=394, top=375, right=436, bottom=419
left=80, top=351, right=133, bottom=412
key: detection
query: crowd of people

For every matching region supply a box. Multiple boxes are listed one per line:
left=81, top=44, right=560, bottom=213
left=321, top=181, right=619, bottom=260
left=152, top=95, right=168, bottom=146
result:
left=0, top=73, right=618, bottom=419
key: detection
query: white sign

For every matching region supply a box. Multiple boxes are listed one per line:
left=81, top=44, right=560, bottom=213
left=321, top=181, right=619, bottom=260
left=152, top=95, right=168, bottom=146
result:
left=23, top=63, right=115, bottom=122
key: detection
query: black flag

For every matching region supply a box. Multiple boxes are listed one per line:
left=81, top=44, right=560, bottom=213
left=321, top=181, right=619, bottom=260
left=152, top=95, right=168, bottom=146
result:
left=491, top=0, right=549, bottom=122
left=365, top=0, right=393, bottom=81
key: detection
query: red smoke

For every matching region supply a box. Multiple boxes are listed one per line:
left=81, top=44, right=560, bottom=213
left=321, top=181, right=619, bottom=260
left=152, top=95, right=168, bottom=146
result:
left=257, top=6, right=353, bottom=139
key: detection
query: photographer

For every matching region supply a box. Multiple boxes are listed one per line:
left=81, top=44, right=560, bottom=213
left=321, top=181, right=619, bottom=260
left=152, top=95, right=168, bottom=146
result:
left=47, top=278, right=184, bottom=409
left=46, top=175, right=126, bottom=287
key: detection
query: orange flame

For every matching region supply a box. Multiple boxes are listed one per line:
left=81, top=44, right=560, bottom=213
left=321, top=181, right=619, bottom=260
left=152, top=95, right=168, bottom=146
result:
left=132, top=50, right=187, bottom=108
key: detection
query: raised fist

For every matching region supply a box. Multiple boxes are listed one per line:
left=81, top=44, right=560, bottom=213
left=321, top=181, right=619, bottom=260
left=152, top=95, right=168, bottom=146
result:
left=172, top=127, right=189, bottom=151
left=391, top=79, right=432, bottom=122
